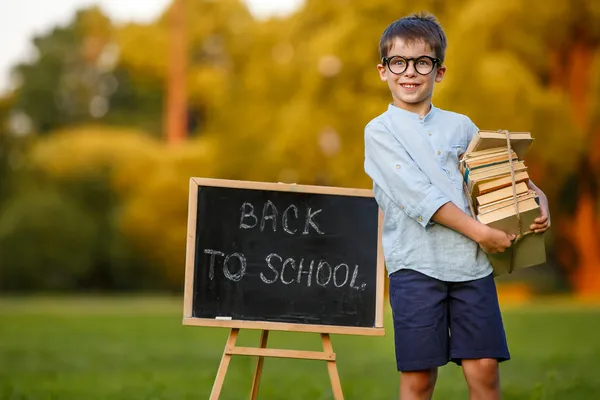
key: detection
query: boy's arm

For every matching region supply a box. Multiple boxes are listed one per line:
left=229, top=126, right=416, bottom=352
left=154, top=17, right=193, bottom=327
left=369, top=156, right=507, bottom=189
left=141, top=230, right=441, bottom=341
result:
left=528, top=180, right=550, bottom=233
left=431, top=202, right=515, bottom=254
left=364, top=121, right=450, bottom=228
left=364, top=121, right=514, bottom=254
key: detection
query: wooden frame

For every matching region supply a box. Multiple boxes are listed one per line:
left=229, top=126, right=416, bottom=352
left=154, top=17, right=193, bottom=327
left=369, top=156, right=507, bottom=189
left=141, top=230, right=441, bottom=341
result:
left=209, top=329, right=344, bottom=400
left=182, top=177, right=385, bottom=336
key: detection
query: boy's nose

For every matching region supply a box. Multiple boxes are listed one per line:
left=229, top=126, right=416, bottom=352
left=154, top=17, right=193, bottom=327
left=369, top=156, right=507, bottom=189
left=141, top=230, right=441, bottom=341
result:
left=403, top=61, right=418, bottom=76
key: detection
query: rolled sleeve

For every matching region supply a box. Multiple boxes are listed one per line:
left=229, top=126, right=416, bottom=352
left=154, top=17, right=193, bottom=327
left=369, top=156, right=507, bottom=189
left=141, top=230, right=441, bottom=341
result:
left=364, top=120, right=450, bottom=228
left=419, top=186, right=451, bottom=227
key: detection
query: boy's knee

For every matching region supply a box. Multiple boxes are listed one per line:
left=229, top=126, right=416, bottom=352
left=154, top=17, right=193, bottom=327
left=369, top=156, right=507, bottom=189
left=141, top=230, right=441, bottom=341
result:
left=401, top=369, right=437, bottom=394
left=463, top=358, right=499, bottom=387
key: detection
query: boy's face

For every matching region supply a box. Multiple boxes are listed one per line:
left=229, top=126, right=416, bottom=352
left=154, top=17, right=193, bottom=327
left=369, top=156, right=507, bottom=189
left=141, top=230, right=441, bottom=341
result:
left=377, top=37, right=446, bottom=114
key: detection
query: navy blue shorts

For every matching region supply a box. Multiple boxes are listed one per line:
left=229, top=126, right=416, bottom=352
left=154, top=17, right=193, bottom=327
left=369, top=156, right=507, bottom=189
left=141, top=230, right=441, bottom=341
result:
left=389, top=269, right=510, bottom=371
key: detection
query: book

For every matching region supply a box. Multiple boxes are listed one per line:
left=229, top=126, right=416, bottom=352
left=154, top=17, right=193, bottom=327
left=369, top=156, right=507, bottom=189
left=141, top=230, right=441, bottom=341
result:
left=478, top=191, right=536, bottom=214
left=476, top=182, right=529, bottom=206
left=459, top=148, right=514, bottom=176
left=488, top=233, right=547, bottom=275
left=464, top=130, right=534, bottom=159
left=477, top=197, right=540, bottom=228
left=461, top=129, right=545, bottom=276
left=463, top=147, right=512, bottom=159
left=476, top=171, right=530, bottom=195
left=477, top=196, right=546, bottom=274
left=465, top=150, right=518, bottom=170
left=467, top=162, right=528, bottom=195
left=467, top=160, right=526, bottom=180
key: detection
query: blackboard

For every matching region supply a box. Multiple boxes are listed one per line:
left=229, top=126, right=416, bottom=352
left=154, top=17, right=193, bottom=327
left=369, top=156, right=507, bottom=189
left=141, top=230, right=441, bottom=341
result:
left=183, top=178, right=384, bottom=336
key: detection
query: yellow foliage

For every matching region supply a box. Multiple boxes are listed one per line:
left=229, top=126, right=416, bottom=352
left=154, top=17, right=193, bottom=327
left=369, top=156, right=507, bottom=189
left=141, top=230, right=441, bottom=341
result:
left=31, top=126, right=163, bottom=196
left=30, top=126, right=220, bottom=288
left=118, top=137, right=220, bottom=287
left=116, top=23, right=169, bottom=80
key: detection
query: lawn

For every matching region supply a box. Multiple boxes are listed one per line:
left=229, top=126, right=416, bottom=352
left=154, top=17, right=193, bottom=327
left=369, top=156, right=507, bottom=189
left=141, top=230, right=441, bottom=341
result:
left=0, top=296, right=599, bottom=399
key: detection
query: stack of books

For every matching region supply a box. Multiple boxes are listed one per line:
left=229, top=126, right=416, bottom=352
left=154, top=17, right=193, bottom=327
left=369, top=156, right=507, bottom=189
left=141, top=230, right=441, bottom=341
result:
left=459, top=130, right=546, bottom=275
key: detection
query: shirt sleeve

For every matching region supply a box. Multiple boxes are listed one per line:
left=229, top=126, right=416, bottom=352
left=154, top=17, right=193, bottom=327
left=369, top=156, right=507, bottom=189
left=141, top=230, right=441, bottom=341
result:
left=464, top=116, right=479, bottom=144
left=364, top=120, right=450, bottom=228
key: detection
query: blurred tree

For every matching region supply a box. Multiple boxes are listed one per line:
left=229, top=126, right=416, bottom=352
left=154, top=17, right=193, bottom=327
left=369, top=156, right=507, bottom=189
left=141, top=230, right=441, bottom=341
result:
left=11, top=7, right=164, bottom=135
left=12, top=8, right=109, bottom=132
left=28, top=127, right=170, bottom=290
left=118, top=138, right=220, bottom=289
left=213, top=0, right=474, bottom=185
left=116, top=0, right=254, bottom=140
left=0, top=95, right=33, bottom=208
left=212, top=0, right=599, bottom=293
left=0, top=184, right=97, bottom=290
left=0, top=96, right=12, bottom=205
left=4, top=0, right=599, bottom=293
left=30, top=126, right=219, bottom=290
left=434, top=0, right=600, bottom=295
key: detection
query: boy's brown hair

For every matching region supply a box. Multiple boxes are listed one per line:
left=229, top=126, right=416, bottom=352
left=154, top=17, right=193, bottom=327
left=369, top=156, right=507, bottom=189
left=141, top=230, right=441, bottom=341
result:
left=379, top=12, right=447, bottom=62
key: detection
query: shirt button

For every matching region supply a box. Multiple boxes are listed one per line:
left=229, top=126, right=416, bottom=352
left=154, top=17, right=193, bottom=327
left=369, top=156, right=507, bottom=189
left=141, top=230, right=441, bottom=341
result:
left=395, top=164, right=401, bottom=169
left=400, top=205, right=405, bottom=209
left=417, top=216, right=423, bottom=222
left=436, top=150, right=441, bottom=155
left=428, top=131, right=432, bottom=136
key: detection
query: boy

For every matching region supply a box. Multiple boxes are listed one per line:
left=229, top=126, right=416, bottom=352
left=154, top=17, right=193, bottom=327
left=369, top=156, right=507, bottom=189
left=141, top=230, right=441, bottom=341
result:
left=363, top=12, right=550, bottom=400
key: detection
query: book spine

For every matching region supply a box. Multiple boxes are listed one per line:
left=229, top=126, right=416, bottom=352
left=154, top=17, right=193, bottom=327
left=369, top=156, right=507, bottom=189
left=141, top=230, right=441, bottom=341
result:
left=468, top=159, right=513, bottom=171
left=463, top=168, right=471, bottom=184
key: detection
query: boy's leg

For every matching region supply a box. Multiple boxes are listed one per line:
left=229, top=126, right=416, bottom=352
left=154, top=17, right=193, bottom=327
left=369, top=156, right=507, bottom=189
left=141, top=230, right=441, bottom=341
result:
left=389, top=269, right=449, bottom=400
left=447, top=273, right=510, bottom=400
left=461, top=358, right=500, bottom=400
left=400, top=368, right=438, bottom=400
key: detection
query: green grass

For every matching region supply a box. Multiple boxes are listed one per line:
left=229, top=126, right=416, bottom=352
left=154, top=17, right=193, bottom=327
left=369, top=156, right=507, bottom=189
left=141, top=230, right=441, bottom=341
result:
left=1, top=297, right=599, bottom=399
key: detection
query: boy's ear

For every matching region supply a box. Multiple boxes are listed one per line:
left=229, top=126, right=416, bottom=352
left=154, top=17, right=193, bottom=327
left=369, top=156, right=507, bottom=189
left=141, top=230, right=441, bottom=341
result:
left=435, top=64, right=446, bottom=83
left=377, top=64, right=387, bottom=81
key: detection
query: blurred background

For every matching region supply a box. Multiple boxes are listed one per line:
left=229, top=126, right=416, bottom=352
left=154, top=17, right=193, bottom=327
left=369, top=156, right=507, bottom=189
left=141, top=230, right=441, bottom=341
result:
left=1, top=0, right=599, bottom=298
left=1, top=1, right=600, bottom=399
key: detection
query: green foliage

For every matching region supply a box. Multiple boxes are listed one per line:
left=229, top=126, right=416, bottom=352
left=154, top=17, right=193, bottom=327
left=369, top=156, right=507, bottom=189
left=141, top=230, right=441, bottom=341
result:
left=0, top=186, right=96, bottom=290
left=0, top=97, right=13, bottom=205
left=11, top=7, right=165, bottom=135
left=26, top=127, right=165, bottom=290
left=24, top=126, right=218, bottom=290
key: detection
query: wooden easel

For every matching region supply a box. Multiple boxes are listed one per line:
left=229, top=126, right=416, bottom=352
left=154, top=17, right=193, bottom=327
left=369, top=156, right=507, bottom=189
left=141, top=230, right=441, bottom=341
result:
left=209, top=328, right=344, bottom=400
left=182, top=181, right=387, bottom=399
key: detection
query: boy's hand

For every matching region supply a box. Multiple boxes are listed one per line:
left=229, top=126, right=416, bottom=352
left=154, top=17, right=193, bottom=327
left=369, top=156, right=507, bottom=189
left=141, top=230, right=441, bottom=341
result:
left=530, top=202, right=551, bottom=233
left=476, top=225, right=515, bottom=254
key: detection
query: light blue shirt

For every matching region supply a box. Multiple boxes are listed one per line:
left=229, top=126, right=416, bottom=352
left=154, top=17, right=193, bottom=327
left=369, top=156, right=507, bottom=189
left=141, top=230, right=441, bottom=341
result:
left=364, top=104, right=492, bottom=282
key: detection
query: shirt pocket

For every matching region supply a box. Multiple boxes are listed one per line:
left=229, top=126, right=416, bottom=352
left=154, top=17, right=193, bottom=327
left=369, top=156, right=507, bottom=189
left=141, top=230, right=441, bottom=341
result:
left=450, top=142, right=467, bottom=161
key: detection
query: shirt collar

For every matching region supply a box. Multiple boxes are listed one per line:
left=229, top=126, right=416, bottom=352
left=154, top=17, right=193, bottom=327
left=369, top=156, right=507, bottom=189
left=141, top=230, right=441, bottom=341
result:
left=387, top=103, right=437, bottom=122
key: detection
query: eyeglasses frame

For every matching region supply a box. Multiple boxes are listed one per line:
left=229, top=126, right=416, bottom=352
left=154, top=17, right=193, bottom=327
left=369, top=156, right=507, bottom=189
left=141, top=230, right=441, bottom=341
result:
left=381, top=55, right=442, bottom=76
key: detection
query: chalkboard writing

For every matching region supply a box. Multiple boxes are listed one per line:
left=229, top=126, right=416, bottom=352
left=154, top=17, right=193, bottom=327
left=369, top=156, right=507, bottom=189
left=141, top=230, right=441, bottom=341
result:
left=183, top=179, right=383, bottom=334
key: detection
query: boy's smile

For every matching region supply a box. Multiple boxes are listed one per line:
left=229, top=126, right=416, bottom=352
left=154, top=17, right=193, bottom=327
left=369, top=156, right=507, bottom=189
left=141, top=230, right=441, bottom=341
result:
left=377, top=38, right=446, bottom=116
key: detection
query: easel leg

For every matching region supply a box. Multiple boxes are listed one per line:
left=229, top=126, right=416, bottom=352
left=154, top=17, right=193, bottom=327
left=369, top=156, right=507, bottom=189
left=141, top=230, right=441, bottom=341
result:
left=210, top=328, right=239, bottom=400
left=321, top=333, right=344, bottom=400
left=249, top=330, right=269, bottom=400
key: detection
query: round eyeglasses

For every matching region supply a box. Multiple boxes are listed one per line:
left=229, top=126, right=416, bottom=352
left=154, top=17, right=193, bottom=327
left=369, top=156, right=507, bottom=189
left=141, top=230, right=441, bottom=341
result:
left=382, top=55, right=441, bottom=75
